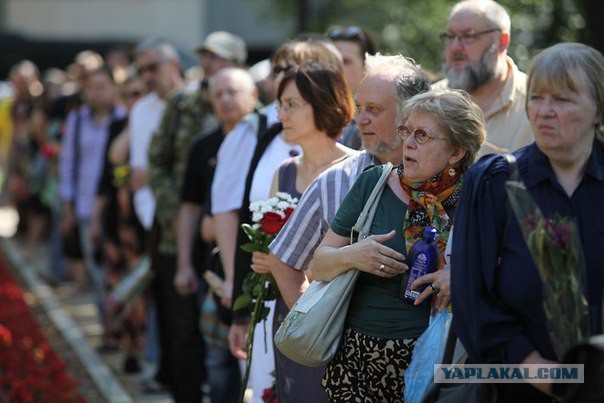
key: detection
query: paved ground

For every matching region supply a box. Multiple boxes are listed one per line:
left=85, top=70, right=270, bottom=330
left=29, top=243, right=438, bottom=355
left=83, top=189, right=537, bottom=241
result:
left=0, top=206, right=173, bottom=403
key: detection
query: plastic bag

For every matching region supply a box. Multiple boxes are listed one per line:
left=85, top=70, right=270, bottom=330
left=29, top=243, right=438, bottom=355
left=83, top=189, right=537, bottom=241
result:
left=404, top=310, right=452, bottom=403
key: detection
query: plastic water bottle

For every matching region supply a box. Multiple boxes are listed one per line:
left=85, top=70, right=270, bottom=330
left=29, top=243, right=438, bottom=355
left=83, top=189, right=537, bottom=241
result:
left=402, top=226, right=439, bottom=304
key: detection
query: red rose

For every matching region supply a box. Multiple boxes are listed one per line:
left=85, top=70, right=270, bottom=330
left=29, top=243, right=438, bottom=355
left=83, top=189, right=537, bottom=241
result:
left=261, top=212, right=286, bottom=235
left=284, top=207, right=294, bottom=221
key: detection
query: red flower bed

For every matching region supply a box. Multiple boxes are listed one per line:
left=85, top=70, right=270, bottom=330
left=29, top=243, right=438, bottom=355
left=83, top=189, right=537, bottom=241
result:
left=0, top=255, right=85, bottom=402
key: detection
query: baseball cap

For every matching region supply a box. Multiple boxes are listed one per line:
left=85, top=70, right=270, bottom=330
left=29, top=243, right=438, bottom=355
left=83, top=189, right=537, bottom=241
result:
left=196, top=31, right=247, bottom=65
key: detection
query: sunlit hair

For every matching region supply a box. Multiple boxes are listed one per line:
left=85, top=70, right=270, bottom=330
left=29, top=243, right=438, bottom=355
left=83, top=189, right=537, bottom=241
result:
left=134, top=37, right=180, bottom=63
left=277, top=61, right=354, bottom=139
left=364, top=53, right=432, bottom=114
left=271, top=40, right=344, bottom=75
left=208, top=67, right=256, bottom=94
left=526, top=42, right=604, bottom=142
left=450, top=0, right=511, bottom=33
left=402, top=89, right=485, bottom=171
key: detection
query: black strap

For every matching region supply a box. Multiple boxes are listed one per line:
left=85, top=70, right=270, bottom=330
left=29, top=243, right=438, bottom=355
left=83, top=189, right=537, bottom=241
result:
left=257, top=112, right=268, bottom=141
left=72, top=109, right=82, bottom=204
left=232, top=118, right=283, bottom=320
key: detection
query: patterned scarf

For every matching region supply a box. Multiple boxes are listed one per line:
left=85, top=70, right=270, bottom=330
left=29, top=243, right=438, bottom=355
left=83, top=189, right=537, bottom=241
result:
left=399, top=165, right=463, bottom=269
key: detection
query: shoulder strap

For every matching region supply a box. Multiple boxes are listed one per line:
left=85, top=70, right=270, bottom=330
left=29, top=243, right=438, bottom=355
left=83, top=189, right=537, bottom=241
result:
left=350, top=162, right=393, bottom=243
left=72, top=109, right=82, bottom=202
left=257, top=112, right=268, bottom=140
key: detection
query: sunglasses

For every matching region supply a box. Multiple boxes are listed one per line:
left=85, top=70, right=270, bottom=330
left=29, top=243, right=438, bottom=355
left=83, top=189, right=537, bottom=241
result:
left=124, top=90, right=143, bottom=99
left=327, top=26, right=363, bottom=41
left=137, top=61, right=161, bottom=75
left=272, top=65, right=294, bottom=77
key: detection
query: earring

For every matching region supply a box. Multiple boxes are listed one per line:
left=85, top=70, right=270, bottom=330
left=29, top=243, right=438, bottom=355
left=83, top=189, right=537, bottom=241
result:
left=448, top=167, right=456, bottom=176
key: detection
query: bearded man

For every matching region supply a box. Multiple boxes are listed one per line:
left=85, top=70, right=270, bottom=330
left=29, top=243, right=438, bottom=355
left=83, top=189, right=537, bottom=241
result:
left=436, top=0, right=532, bottom=156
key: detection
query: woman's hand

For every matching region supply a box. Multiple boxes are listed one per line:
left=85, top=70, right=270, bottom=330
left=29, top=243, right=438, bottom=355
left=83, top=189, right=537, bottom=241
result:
left=411, top=267, right=450, bottom=310
left=350, top=230, right=408, bottom=278
left=251, top=251, right=271, bottom=274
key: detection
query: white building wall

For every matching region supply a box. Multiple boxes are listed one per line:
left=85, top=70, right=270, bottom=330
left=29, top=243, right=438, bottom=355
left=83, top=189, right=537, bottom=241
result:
left=4, top=0, right=293, bottom=53
left=5, top=0, right=204, bottom=50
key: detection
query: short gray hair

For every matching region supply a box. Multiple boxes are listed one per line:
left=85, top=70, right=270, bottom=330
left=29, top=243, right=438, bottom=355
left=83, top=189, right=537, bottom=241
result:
left=450, top=0, right=511, bottom=33
left=134, top=37, right=180, bottom=63
left=402, top=89, right=486, bottom=171
left=208, top=67, right=256, bottom=94
left=363, top=53, right=431, bottom=113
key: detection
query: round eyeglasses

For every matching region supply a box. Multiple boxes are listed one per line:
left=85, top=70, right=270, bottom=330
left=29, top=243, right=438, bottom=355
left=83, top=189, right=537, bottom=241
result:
left=397, top=125, right=447, bottom=145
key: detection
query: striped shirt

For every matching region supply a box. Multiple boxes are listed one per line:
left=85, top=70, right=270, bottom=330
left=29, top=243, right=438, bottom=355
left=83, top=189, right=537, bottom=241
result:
left=269, top=151, right=376, bottom=270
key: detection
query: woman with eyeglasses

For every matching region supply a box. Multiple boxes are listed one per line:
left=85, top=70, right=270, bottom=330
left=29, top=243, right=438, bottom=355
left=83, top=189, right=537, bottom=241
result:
left=309, top=89, right=485, bottom=402
left=251, top=61, right=355, bottom=402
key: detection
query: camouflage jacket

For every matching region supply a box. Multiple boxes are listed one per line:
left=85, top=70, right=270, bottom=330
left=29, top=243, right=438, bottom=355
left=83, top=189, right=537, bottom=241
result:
left=148, top=86, right=217, bottom=255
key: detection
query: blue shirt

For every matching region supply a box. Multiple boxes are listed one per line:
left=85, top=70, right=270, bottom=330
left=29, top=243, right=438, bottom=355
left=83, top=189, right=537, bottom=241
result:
left=59, top=105, right=127, bottom=219
left=452, top=141, right=604, bottom=367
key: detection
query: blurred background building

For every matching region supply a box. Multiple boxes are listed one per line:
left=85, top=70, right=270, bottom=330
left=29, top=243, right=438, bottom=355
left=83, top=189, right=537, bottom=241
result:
left=0, top=0, right=296, bottom=76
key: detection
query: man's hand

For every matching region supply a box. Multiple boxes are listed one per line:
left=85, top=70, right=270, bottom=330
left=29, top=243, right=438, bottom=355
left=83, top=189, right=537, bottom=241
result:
left=174, top=264, right=198, bottom=296
left=221, top=278, right=233, bottom=308
left=130, top=168, right=148, bottom=191
left=229, top=322, right=249, bottom=360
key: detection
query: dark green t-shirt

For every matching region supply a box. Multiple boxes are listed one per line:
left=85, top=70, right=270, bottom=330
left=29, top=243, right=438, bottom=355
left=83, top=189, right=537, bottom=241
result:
left=331, top=165, right=430, bottom=339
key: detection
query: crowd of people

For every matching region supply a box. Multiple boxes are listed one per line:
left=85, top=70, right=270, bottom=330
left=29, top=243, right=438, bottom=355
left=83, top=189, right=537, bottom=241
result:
left=0, top=0, right=603, bottom=402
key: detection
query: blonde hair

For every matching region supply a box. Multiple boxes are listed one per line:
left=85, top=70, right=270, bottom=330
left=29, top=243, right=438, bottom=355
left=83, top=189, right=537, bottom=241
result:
left=526, top=42, right=604, bottom=142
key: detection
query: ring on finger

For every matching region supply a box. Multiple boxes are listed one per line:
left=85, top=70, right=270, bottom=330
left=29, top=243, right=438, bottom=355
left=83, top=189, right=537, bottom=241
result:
left=379, top=264, right=385, bottom=272
left=430, top=283, right=440, bottom=295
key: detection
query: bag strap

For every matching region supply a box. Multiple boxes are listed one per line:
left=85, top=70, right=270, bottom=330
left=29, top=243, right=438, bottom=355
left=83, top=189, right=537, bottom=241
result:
left=72, top=108, right=82, bottom=204
left=350, top=162, right=393, bottom=243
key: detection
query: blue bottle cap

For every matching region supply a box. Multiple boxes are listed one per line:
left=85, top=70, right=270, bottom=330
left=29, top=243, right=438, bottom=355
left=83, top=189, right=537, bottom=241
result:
left=423, top=226, right=437, bottom=241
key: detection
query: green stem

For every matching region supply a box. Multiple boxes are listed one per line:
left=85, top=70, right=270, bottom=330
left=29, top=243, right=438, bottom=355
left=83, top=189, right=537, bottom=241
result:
left=238, top=273, right=269, bottom=403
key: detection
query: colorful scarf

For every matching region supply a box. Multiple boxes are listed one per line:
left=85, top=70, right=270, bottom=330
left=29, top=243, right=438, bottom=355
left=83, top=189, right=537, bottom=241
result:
left=399, top=165, right=463, bottom=269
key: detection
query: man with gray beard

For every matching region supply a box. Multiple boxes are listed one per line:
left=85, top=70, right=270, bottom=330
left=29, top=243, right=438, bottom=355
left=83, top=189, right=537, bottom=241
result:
left=435, top=0, right=532, bottom=156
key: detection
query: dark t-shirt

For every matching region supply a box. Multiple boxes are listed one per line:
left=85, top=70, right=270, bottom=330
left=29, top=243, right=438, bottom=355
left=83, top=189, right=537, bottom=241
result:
left=180, top=127, right=224, bottom=272
left=331, top=165, right=430, bottom=339
left=181, top=127, right=224, bottom=209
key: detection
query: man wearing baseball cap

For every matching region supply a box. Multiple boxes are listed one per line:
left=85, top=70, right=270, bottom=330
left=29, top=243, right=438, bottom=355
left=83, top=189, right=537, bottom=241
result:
left=197, top=31, right=247, bottom=76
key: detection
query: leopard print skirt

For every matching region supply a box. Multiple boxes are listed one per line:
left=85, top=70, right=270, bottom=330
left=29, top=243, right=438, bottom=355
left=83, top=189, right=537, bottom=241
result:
left=321, top=328, right=416, bottom=403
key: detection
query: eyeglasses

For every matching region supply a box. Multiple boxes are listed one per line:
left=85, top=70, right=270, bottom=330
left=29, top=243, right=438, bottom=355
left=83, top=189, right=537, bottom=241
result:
left=272, top=65, right=294, bottom=77
left=439, top=28, right=501, bottom=45
left=275, top=100, right=308, bottom=114
left=137, top=61, right=162, bottom=75
left=397, top=125, right=447, bottom=145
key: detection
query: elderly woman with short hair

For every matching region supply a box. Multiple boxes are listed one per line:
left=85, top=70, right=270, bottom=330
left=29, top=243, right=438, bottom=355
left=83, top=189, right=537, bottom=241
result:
left=452, top=42, right=604, bottom=402
left=310, top=89, right=485, bottom=402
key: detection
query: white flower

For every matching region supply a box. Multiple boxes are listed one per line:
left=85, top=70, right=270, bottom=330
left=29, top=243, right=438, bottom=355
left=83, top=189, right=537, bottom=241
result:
left=252, top=212, right=263, bottom=223
left=276, top=200, right=290, bottom=211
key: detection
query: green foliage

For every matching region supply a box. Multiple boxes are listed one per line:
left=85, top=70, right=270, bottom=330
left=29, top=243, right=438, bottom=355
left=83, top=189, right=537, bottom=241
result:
left=256, top=0, right=587, bottom=75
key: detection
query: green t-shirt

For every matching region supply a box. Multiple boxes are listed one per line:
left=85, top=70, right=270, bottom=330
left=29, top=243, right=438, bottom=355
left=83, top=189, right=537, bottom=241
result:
left=331, top=165, right=430, bottom=339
